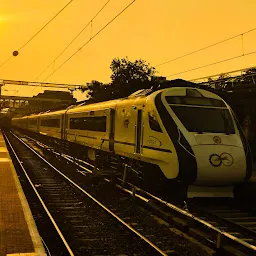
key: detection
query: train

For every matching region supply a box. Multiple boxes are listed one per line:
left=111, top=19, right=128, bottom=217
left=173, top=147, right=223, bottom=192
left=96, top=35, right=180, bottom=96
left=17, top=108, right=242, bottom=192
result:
left=12, top=83, right=252, bottom=201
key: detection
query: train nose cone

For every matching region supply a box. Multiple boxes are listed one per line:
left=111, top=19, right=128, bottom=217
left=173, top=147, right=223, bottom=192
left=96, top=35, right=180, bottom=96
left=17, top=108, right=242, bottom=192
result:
left=192, top=145, right=247, bottom=186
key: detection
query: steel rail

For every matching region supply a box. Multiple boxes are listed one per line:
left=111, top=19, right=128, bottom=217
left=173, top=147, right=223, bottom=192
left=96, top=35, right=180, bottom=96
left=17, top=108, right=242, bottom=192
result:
left=52, top=149, right=256, bottom=253
left=3, top=132, right=75, bottom=256
left=13, top=131, right=256, bottom=254
left=10, top=131, right=168, bottom=256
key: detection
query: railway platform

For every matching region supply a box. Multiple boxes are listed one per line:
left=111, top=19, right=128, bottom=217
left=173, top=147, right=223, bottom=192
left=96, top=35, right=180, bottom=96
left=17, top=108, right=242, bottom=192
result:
left=0, top=129, right=46, bottom=255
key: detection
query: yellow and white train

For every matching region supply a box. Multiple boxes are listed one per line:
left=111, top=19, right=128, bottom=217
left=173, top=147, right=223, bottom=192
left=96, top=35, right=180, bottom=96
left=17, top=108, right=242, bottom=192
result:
left=12, top=85, right=252, bottom=200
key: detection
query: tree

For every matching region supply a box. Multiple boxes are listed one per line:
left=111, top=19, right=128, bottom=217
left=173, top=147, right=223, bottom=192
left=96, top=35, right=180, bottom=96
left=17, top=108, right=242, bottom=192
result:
left=86, top=80, right=103, bottom=101
left=78, top=80, right=116, bottom=103
left=78, top=57, right=157, bottom=103
left=214, top=73, right=231, bottom=90
left=84, top=80, right=113, bottom=103
left=110, top=57, right=156, bottom=98
left=241, top=68, right=256, bottom=85
left=203, top=77, right=215, bottom=90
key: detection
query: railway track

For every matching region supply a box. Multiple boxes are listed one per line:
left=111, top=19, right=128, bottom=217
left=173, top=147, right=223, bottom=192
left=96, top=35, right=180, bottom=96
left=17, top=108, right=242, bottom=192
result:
left=7, top=129, right=256, bottom=255
left=5, top=130, right=207, bottom=256
left=187, top=198, right=256, bottom=254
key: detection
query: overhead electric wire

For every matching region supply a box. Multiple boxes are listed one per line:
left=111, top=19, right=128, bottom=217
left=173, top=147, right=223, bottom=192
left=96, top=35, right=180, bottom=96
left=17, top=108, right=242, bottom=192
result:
left=156, top=27, right=256, bottom=67
left=42, top=0, right=136, bottom=82
left=166, top=50, right=256, bottom=77
left=18, top=0, right=75, bottom=51
left=0, top=0, right=75, bottom=71
left=191, top=65, right=256, bottom=82
left=35, top=0, right=111, bottom=81
left=0, top=56, right=13, bottom=70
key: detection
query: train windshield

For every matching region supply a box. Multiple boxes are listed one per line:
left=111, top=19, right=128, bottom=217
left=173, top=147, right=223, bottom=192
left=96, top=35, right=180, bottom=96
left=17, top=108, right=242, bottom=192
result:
left=166, top=97, right=235, bottom=134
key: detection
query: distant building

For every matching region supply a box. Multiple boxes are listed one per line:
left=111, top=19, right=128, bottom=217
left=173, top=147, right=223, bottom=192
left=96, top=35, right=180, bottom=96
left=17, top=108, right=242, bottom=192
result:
left=28, top=90, right=76, bottom=112
left=12, top=90, right=76, bottom=117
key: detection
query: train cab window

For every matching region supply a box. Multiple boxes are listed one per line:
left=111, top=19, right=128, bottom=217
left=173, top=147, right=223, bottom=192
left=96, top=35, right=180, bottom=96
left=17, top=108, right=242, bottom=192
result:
left=166, top=96, right=226, bottom=107
left=148, top=112, right=162, bottom=132
left=171, top=107, right=235, bottom=134
left=70, top=116, right=106, bottom=132
left=166, top=95, right=234, bottom=134
left=40, top=118, right=60, bottom=128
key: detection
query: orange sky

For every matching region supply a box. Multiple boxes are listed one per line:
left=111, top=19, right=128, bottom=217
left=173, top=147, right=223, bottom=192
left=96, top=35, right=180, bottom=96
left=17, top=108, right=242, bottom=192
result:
left=0, top=0, right=255, bottom=100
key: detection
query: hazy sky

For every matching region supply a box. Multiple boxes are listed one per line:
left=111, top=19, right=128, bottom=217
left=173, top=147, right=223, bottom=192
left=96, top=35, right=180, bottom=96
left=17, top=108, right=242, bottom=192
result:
left=0, top=0, right=255, bottom=100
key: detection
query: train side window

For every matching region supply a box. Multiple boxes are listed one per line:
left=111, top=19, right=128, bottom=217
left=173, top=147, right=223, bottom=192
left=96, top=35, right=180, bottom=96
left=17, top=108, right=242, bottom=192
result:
left=70, top=116, right=106, bottom=132
left=41, top=118, right=60, bottom=128
left=28, top=119, right=37, bottom=126
left=148, top=112, right=162, bottom=132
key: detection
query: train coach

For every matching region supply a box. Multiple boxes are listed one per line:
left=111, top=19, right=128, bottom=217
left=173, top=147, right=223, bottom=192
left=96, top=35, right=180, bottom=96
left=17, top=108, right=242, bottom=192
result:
left=12, top=84, right=252, bottom=201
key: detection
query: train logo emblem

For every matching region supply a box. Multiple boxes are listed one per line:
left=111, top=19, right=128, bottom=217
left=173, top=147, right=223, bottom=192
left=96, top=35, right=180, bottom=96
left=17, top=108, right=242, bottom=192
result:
left=213, top=136, right=221, bottom=144
left=209, top=153, right=233, bottom=167
left=148, top=136, right=162, bottom=147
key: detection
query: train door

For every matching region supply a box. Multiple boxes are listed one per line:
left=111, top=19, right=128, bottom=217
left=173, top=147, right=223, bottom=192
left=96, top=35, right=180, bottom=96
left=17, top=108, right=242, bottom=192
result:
left=61, top=114, right=65, bottom=139
left=109, top=108, right=115, bottom=152
left=135, top=109, right=143, bottom=154
left=36, top=117, right=39, bottom=133
left=62, top=111, right=68, bottom=140
left=114, top=105, right=138, bottom=155
left=25, top=117, right=28, bottom=130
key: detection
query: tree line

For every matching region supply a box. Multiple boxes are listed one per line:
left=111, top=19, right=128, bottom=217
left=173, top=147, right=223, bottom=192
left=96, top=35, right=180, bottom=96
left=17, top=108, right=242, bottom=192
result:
left=203, top=68, right=256, bottom=90
left=79, top=57, right=256, bottom=104
left=79, top=57, right=157, bottom=103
